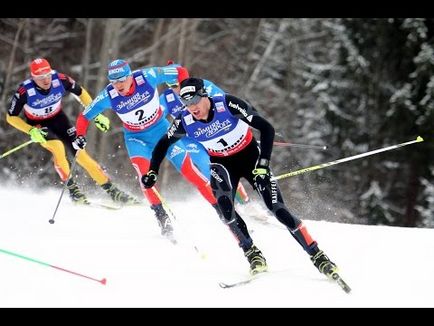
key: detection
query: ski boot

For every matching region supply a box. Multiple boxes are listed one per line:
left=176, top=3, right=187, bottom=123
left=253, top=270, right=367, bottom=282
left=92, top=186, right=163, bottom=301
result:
left=151, top=204, right=174, bottom=238
left=311, top=250, right=338, bottom=279
left=67, top=179, right=90, bottom=205
left=245, top=244, right=268, bottom=275
left=101, top=181, right=140, bottom=204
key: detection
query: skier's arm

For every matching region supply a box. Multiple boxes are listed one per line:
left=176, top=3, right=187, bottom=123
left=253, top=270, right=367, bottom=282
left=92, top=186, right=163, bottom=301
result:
left=141, top=65, right=183, bottom=89
left=204, top=79, right=225, bottom=96
left=149, top=117, right=187, bottom=174
left=6, top=86, right=34, bottom=134
left=75, top=87, right=93, bottom=107
left=76, top=89, right=112, bottom=136
left=61, top=73, right=110, bottom=132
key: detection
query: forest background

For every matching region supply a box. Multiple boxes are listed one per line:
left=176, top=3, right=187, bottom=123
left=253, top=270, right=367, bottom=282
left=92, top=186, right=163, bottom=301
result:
left=0, top=18, right=432, bottom=227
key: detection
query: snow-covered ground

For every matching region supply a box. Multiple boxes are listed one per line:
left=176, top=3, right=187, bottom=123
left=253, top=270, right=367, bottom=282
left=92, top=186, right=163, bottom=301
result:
left=1, top=186, right=434, bottom=307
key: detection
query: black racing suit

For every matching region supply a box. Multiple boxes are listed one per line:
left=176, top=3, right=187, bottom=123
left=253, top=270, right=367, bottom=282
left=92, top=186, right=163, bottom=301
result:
left=150, top=94, right=319, bottom=255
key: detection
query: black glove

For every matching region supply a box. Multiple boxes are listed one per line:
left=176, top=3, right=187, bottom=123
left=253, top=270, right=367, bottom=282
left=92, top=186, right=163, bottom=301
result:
left=141, top=170, right=158, bottom=189
left=252, top=158, right=271, bottom=191
left=72, top=135, right=87, bottom=150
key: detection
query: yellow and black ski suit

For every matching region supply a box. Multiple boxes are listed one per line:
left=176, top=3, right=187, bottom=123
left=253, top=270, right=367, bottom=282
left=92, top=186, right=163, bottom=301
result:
left=6, top=72, right=109, bottom=184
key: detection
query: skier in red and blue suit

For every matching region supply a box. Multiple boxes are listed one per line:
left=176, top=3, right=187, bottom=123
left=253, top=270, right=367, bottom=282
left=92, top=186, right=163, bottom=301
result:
left=73, top=59, right=218, bottom=237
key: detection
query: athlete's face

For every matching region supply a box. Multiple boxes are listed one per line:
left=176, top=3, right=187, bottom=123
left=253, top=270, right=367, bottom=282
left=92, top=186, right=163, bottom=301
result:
left=186, top=97, right=210, bottom=120
left=32, top=73, right=52, bottom=90
left=111, top=76, right=134, bottom=96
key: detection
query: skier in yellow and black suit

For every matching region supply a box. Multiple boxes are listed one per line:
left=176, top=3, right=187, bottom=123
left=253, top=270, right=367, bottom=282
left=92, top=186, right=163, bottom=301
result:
left=6, top=58, right=138, bottom=205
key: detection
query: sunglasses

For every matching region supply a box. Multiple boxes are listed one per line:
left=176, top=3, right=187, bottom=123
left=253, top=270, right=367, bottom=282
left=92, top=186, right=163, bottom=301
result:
left=179, top=88, right=208, bottom=106
left=109, top=75, right=129, bottom=83
left=32, top=72, right=52, bottom=80
left=179, top=94, right=204, bottom=106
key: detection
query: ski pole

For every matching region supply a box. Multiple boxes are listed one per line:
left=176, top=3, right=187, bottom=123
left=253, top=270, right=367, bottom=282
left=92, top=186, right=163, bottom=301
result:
left=152, top=187, right=177, bottom=222
left=273, top=141, right=328, bottom=150
left=258, top=140, right=327, bottom=150
left=153, top=187, right=206, bottom=259
left=273, top=136, right=424, bottom=181
left=0, top=140, right=34, bottom=159
left=49, top=151, right=80, bottom=224
left=0, top=248, right=106, bottom=285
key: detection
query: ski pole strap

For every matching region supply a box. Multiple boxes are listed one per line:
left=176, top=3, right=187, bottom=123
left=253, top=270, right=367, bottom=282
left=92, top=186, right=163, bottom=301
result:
left=253, top=168, right=268, bottom=176
left=272, top=136, right=424, bottom=181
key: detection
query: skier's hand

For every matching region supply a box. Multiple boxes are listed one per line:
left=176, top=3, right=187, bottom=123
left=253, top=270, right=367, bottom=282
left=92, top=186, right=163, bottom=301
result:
left=72, top=135, right=87, bottom=150
left=141, top=170, right=158, bottom=189
left=94, top=114, right=110, bottom=133
left=253, top=158, right=271, bottom=192
left=253, top=158, right=270, bottom=177
left=29, top=127, right=47, bottom=144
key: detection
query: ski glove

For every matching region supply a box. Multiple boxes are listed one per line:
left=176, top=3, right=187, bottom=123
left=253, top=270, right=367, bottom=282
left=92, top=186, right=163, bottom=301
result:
left=72, top=135, right=87, bottom=150
left=253, top=158, right=271, bottom=192
left=253, top=158, right=270, bottom=176
left=94, top=114, right=110, bottom=133
left=29, top=127, right=48, bottom=144
left=141, top=170, right=158, bottom=189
